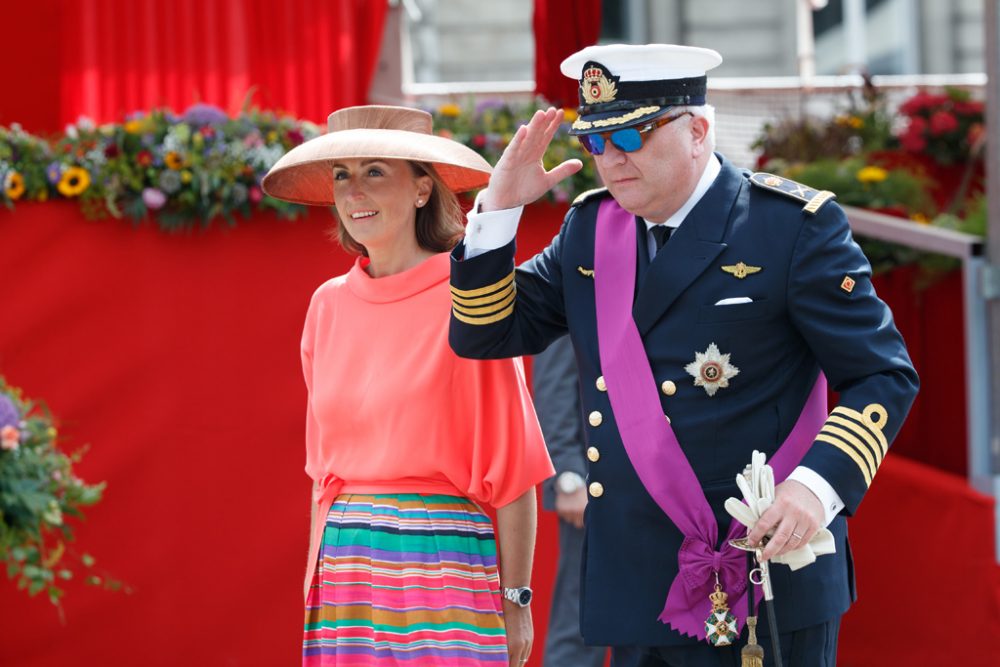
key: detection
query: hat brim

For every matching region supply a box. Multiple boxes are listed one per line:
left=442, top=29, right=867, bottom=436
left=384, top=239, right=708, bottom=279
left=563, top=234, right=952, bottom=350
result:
left=262, top=129, right=492, bottom=206
left=569, top=105, right=673, bottom=136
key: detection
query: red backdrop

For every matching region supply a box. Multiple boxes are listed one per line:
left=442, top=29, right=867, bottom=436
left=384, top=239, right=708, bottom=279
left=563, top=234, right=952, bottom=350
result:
left=0, top=203, right=997, bottom=666
left=1, top=0, right=388, bottom=133
left=533, top=0, right=603, bottom=108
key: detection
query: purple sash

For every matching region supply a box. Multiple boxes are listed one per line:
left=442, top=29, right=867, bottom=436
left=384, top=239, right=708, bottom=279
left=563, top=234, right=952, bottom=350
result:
left=593, top=198, right=827, bottom=640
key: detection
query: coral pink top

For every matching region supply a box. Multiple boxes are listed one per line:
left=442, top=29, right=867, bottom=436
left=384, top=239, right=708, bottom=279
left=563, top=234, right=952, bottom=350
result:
left=300, top=252, right=553, bottom=594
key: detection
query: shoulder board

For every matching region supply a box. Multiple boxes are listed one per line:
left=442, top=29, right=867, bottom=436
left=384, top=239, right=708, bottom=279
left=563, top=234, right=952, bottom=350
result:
left=750, top=172, right=837, bottom=215
left=571, top=187, right=610, bottom=207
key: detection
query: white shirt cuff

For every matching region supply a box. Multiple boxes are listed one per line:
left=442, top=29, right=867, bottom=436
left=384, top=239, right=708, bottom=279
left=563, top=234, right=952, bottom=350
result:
left=787, top=466, right=845, bottom=527
left=462, top=191, right=524, bottom=259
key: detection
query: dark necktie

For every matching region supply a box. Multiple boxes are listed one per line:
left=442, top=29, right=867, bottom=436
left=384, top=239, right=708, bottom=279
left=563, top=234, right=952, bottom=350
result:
left=651, top=225, right=673, bottom=253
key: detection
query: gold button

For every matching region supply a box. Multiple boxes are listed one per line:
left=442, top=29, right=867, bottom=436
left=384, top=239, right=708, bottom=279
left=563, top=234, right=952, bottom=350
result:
left=661, top=380, right=676, bottom=396
left=589, top=482, right=604, bottom=498
left=587, top=446, right=600, bottom=462
left=588, top=411, right=603, bottom=427
left=665, top=414, right=671, bottom=424
left=595, top=376, right=607, bottom=392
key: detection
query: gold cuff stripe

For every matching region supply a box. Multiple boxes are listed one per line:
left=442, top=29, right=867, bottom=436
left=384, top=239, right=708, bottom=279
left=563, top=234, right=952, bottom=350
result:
left=571, top=106, right=662, bottom=131
left=451, top=282, right=515, bottom=307
left=452, top=302, right=515, bottom=325
left=816, top=433, right=873, bottom=486
left=820, top=424, right=878, bottom=479
left=827, top=415, right=886, bottom=464
left=832, top=406, right=888, bottom=454
left=452, top=289, right=516, bottom=316
left=450, top=271, right=515, bottom=298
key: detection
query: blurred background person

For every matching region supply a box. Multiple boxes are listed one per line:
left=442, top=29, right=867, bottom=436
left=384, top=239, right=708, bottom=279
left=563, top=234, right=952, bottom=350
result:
left=532, top=335, right=609, bottom=667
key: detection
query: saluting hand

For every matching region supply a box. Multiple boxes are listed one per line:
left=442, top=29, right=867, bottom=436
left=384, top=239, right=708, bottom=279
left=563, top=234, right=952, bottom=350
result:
left=480, top=107, right=583, bottom=212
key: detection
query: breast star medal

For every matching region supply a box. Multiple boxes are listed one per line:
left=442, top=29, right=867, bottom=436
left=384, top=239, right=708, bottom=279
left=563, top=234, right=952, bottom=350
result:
left=685, top=343, right=739, bottom=396
left=704, top=583, right=738, bottom=646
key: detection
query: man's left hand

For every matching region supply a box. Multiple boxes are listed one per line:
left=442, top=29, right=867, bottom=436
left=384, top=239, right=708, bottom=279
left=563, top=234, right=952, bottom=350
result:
left=748, top=479, right=824, bottom=561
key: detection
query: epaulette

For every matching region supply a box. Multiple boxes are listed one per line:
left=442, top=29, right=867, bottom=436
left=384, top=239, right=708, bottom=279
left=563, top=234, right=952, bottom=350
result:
left=571, top=187, right=610, bottom=207
left=750, top=172, right=837, bottom=215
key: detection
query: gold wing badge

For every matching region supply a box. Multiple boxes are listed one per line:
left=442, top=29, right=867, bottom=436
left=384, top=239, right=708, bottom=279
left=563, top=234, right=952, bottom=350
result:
left=721, top=262, right=762, bottom=280
left=577, top=266, right=595, bottom=278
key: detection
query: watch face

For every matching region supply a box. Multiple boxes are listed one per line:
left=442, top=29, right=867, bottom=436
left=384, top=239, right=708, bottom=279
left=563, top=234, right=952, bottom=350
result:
left=518, top=589, right=532, bottom=606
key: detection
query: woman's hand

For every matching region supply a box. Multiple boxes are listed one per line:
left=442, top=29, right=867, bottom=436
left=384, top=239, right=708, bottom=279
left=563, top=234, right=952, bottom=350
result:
left=503, top=601, right=533, bottom=666
left=496, top=489, right=538, bottom=666
left=480, top=107, right=583, bottom=212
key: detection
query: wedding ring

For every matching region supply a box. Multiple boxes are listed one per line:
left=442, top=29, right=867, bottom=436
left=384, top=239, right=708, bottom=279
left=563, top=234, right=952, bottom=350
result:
left=791, top=532, right=803, bottom=540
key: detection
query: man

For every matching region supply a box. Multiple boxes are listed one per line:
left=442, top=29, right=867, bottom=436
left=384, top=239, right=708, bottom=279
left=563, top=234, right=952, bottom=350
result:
left=449, top=43, right=918, bottom=666
left=532, top=335, right=608, bottom=667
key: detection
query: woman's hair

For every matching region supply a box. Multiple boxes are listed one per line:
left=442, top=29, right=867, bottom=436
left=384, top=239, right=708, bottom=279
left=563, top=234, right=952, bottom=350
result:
left=332, top=161, right=465, bottom=256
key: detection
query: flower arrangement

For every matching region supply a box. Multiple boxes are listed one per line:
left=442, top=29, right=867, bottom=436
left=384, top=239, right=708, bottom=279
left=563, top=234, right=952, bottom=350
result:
left=0, top=377, right=118, bottom=611
left=429, top=99, right=597, bottom=203
left=752, top=82, right=988, bottom=275
left=897, top=88, right=985, bottom=166
left=1, top=104, right=322, bottom=231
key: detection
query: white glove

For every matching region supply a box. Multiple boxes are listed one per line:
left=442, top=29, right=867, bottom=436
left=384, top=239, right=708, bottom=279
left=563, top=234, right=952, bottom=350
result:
left=724, top=450, right=836, bottom=570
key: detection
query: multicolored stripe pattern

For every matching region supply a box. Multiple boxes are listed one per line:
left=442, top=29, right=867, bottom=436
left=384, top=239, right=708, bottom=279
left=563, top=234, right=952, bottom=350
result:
left=303, top=494, right=508, bottom=666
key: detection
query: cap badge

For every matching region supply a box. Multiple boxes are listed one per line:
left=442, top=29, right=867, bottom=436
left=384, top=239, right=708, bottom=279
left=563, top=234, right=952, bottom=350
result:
left=581, top=63, right=619, bottom=104
left=685, top=343, right=739, bottom=397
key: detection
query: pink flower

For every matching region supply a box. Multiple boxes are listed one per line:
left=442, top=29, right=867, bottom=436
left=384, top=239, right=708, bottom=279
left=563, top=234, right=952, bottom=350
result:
left=249, top=186, right=263, bottom=204
left=52, top=470, right=63, bottom=481
left=1, top=425, right=19, bottom=451
left=929, top=111, right=958, bottom=135
left=142, top=187, right=167, bottom=210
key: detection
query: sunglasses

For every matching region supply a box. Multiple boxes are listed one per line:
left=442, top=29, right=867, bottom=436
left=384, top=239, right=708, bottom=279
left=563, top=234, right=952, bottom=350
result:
left=577, top=112, right=694, bottom=155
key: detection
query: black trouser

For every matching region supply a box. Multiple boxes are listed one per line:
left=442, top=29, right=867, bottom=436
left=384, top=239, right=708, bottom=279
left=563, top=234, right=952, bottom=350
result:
left=611, top=616, right=840, bottom=667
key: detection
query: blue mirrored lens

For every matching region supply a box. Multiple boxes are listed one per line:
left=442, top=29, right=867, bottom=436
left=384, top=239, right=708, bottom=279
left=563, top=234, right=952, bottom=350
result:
left=580, top=133, right=606, bottom=155
left=610, top=128, right=643, bottom=152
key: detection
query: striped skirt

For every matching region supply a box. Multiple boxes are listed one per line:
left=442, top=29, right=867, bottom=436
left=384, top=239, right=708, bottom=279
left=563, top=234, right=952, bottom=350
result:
left=303, top=494, right=508, bottom=666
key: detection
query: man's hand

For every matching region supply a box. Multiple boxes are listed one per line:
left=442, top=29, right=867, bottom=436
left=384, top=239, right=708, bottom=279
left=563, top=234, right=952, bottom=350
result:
left=480, top=107, right=583, bottom=212
left=555, top=486, right=587, bottom=529
left=748, top=479, right=824, bottom=562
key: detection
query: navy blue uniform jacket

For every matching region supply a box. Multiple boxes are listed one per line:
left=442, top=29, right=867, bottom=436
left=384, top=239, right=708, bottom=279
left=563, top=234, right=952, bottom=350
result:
left=449, top=156, right=919, bottom=646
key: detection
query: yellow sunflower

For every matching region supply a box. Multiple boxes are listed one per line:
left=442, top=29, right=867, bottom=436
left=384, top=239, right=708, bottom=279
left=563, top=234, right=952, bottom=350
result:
left=164, top=151, right=185, bottom=170
left=438, top=103, right=461, bottom=118
left=4, top=171, right=25, bottom=200
left=57, top=166, right=91, bottom=197
left=124, top=119, right=144, bottom=134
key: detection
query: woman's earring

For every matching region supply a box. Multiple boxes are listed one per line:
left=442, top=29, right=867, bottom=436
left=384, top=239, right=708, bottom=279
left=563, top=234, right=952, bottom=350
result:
left=416, top=199, right=424, bottom=207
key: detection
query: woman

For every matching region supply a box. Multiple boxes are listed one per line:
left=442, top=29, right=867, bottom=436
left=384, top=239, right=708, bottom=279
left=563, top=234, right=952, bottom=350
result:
left=263, top=106, right=554, bottom=667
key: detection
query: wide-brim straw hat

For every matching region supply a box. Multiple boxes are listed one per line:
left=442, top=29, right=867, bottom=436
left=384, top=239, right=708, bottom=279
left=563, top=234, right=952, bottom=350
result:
left=262, top=105, right=492, bottom=206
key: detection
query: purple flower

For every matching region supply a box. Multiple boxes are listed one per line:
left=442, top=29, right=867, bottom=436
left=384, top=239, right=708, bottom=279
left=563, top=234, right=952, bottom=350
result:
left=142, top=188, right=167, bottom=210
left=475, top=99, right=506, bottom=114
left=0, top=394, right=20, bottom=430
left=181, top=103, right=229, bottom=126
left=46, top=162, right=63, bottom=185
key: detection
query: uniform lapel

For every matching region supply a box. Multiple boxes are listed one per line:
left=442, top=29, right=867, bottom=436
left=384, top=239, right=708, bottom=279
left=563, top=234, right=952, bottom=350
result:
left=632, top=157, right=745, bottom=336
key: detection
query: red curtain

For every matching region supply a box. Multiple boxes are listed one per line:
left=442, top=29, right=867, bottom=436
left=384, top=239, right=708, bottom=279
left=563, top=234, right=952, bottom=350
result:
left=533, top=0, right=602, bottom=108
left=1, top=0, right=387, bottom=132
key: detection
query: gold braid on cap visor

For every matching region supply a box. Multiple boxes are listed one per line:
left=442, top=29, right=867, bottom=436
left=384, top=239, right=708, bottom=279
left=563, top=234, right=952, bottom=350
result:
left=571, top=106, right=662, bottom=131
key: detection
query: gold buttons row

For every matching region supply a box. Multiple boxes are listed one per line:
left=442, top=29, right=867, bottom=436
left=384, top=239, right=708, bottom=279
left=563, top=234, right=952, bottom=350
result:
left=587, top=446, right=600, bottom=462
left=589, top=482, right=604, bottom=497
left=595, top=376, right=677, bottom=396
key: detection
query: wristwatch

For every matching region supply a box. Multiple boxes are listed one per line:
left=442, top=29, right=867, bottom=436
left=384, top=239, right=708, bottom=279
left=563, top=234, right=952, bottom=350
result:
left=556, top=471, right=585, bottom=494
left=502, top=586, right=533, bottom=607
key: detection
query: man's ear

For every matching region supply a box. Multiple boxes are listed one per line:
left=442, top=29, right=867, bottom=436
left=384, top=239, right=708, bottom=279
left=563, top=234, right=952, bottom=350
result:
left=689, top=115, right=710, bottom=157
